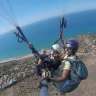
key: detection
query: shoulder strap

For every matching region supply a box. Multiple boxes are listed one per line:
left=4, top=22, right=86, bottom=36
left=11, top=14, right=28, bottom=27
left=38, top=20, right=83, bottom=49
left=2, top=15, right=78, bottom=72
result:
left=64, top=56, right=82, bottom=80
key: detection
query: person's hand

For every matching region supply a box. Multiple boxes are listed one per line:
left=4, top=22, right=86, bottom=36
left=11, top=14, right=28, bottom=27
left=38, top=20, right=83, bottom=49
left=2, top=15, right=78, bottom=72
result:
left=38, top=59, right=43, bottom=65
left=42, top=71, right=48, bottom=78
left=44, top=77, right=51, bottom=83
left=28, top=43, right=33, bottom=50
left=42, top=71, right=51, bottom=83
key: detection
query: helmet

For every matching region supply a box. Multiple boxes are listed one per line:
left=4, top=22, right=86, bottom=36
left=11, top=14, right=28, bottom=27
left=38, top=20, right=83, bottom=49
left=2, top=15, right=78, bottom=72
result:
left=67, top=40, right=79, bottom=50
left=52, top=44, right=63, bottom=53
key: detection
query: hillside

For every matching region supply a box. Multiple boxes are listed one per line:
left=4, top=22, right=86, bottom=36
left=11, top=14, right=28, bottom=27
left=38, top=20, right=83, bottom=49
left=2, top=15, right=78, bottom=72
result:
left=0, top=33, right=96, bottom=96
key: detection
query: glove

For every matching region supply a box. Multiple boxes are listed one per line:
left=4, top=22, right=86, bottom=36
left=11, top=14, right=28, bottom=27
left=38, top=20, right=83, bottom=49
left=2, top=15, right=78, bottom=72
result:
left=44, top=77, right=51, bottom=83
left=29, top=43, right=33, bottom=50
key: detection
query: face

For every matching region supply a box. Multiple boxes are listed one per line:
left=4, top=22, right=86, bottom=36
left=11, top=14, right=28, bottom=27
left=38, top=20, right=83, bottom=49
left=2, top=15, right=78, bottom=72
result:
left=51, top=50, right=54, bottom=56
left=41, top=49, right=46, bottom=55
left=65, top=44, right=74, bottom=56
left=51, top=50, right=59, bottom=57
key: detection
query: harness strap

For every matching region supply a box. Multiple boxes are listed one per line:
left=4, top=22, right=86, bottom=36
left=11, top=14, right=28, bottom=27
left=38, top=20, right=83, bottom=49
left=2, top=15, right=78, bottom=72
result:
left=64, top=57, right=83, bottom=80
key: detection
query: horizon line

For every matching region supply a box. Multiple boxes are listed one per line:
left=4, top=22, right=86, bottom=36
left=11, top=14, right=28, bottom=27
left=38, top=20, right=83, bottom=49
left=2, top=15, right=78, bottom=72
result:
left=0, top=8, right=96, bottom=36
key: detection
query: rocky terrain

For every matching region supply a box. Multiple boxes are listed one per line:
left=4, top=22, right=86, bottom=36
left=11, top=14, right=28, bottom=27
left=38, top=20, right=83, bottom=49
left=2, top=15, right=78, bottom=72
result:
left=0, top=33, right=96, bottom=96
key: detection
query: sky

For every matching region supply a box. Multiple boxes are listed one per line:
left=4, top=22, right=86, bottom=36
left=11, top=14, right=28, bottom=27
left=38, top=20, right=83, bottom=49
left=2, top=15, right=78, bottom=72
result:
left=0, top=0, right=96, bottom=35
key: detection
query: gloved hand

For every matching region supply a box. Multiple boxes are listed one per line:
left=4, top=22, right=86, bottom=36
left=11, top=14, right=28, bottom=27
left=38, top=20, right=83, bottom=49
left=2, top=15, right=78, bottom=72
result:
left=42, top=70, right=51, bottom=83
left=28, top=43, right=33, bottom=50
left=44, top=77, right=51, bottom=83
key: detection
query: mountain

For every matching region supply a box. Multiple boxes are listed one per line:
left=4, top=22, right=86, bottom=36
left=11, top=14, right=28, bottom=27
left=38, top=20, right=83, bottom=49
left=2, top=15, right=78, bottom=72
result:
left=0, top=33, right=96, bottom=96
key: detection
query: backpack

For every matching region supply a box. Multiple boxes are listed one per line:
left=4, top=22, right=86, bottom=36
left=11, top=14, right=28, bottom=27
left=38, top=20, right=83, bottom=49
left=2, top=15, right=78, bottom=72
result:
left=57, top=56, right=88, bottom=93
left=65, top=56, right=88, bottom=81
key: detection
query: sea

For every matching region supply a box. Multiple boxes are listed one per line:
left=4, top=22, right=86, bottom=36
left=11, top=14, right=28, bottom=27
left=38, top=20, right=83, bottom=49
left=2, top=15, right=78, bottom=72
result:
left=0, top=9, right=96, bottom=61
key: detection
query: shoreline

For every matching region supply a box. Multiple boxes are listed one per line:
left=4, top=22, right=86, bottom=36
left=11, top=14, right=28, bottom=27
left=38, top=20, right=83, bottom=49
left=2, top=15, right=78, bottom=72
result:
left=0, top=54, right=34, bottom=64
left=0, top=49, right=51, bottom=64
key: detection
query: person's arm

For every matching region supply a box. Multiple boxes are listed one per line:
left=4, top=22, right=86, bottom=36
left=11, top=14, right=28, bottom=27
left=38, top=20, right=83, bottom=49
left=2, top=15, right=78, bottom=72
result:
left=50, top=69, right=70, bottom=82
left=50, top=60, right=71, bottom=82
left=38, top=59, right=43, bottom=65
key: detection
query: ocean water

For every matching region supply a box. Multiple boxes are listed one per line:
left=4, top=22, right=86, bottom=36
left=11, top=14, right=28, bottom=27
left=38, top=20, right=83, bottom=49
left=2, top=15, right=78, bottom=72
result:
left=0, top=9, right=96, bottom=61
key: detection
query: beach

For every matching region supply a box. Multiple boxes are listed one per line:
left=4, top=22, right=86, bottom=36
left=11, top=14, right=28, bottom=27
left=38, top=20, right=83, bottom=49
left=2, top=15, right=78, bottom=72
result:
left=0, top=54, right=33, bottom=64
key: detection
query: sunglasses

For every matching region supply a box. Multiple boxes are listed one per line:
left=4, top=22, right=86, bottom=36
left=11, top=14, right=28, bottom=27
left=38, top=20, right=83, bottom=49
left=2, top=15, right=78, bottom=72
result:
left=65, top=46, right=73, bottom=50
left=51, top=47, right=59, bottom=54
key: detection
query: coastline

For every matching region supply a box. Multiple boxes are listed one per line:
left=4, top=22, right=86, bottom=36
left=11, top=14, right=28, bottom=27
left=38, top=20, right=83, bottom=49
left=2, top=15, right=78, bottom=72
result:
left=0, top=54, right=34, bottom=64
left=0, top=33, right=96, bottom=64
left=0, top=49, right=51, bottom=64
